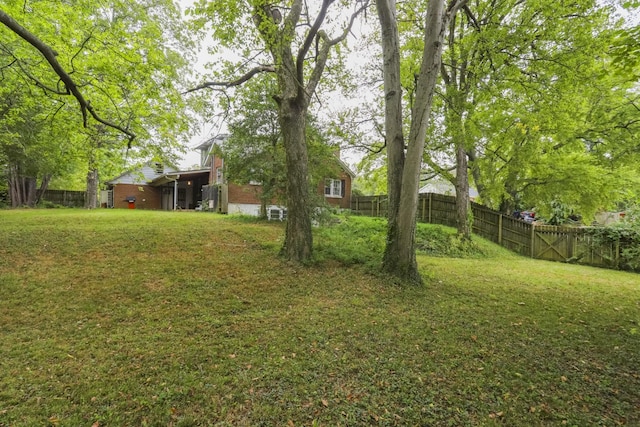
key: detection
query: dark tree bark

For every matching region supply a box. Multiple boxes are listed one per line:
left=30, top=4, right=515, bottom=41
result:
left=8, top=165, right=50, bottom=207
left=279, top=99, right=312, bottom=260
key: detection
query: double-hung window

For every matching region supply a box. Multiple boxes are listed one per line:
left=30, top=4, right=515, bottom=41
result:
left=324, top=179, right=343, bottom=198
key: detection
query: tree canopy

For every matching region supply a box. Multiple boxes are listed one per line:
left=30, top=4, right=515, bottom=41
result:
left=1, top=0, right=196, bottom=205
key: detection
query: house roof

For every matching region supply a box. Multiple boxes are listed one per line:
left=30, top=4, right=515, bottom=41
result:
left=149, top=169, right=210, bottom=186
left=194, top=134, right=229, bottom=151
left=419, top=175, right=479, bottom=198
left=336, top=156, right=356, bottom=178
left=105, top=162, right=178, bottom=185
left=106, top=163, right=208, bottom=186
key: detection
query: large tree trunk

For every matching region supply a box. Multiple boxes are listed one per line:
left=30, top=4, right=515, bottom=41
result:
left=85, top=168, right=99, bottom=209
left=377, top=0, right=408, bottom=276
left=376, top=0, right=405, bottom=228
left=379, top=0, right=454, bottom=284
left=279, top=99, right=313, bottom=262
left=455, top=143, right=471, bottom=238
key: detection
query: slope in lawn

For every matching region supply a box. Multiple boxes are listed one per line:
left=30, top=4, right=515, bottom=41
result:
left=0, top=210, right=638, bottom=426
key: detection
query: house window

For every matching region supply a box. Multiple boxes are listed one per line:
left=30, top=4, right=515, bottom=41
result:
left=324, top=179, right=343, bottom=198
left=216, top=167, right=223, bottom=184
left=154, top=162, right=163, bottom=174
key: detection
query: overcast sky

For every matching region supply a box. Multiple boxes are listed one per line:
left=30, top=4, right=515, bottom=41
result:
left=176, top=0, right=377, bottom=170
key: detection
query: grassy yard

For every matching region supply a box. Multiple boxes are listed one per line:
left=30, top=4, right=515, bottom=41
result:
left=0, top=209, right=638, bottom=426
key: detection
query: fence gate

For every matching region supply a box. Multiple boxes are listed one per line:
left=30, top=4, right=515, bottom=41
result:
left=533, top=226, right=577, bottom=262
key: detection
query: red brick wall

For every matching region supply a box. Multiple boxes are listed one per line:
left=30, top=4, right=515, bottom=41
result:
left=227, top=183, right=263, bottom=205
left=210, top=156, right=224, bottom=185
left=226, top=173, right=352, bottom=209
left=112, top=184, right=162, bottom=209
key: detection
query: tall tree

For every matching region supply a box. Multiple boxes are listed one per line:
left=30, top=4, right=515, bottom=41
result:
left=187, top=0, right=367, bottom=262
left=377, top=0, right=466, bottom=283
left=412, top=0, right=631, bottom=225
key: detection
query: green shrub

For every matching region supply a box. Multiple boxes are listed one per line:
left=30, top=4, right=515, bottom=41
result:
left=586, top=224, right=640, bottom=272
left=314, top=216, right=386, bottom=266
left=415, top=223, right=487, bottom=258
left=314, top=215, right=491, bottom=266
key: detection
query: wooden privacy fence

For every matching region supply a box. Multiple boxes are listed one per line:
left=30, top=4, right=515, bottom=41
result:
left=351, top=193, right=621, bottom=270
left=41, top=190, right=85, bottom=207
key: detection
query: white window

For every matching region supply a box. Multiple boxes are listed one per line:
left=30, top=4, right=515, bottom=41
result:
left=216, top=167, right=223, bottom=184
left=324, top=179, right=342, bottom=198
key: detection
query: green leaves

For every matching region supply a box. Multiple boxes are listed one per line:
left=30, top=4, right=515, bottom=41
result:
left=412, top=0, right=640, bottom=220
left=1, top=0, right=198, bottom=194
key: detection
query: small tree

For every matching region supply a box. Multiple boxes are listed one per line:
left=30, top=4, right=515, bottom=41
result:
left=222, top=75, right=344, bottom=218
left=222, top=77, right=286, bottom=217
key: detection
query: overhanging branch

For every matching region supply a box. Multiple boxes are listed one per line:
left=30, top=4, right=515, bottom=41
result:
left=0, top=8, right=136, bottom=143
left=183, top=65, right=276, bottom=94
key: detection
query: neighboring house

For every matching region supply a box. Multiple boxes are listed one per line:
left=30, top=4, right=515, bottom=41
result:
left=419, top=174, right=479, bottom=200
left=103, top=162, right=210, bottom=210
left=594, top=211, right=626, bottom=225
left=198, top=135, right=354, bottom=216
left=104, top=135, right=355, bottom=213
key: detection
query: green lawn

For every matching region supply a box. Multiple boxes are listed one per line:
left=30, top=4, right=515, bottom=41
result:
left=1, top=209, right=638, bottom=426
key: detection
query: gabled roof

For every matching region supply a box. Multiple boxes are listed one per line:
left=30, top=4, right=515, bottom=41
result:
left=419, top=174, right=479, bottom=198
left=105, top=162, right=178, bottom=185
left=105, top=162, right=209, bottom=186
left=336, top=156, right=356, bottom=178
left=195, top=134, right=230, bottom=168
left=149, top=169, right=210, bottom=186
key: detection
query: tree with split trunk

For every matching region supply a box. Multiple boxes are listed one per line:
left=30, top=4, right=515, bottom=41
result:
left=376, top=0, right=466, bottom=284
left=187, top=0, right=368, bottom=262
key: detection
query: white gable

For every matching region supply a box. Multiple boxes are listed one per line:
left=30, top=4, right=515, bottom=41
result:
left=419, top=177, right=479, bottom=199
left=107, top=163, right=178, bottom=185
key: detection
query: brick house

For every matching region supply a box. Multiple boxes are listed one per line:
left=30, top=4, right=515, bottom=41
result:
left=198, top=135, right=354, bottom=217
left=103, top=162, right=209, bottom=210
left=103, top=135, right=354, bottom=213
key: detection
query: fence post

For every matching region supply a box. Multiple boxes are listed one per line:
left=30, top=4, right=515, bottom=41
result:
left=498, top=214, right=503, bottom=245
left=530, top=224, right=536, bottom=258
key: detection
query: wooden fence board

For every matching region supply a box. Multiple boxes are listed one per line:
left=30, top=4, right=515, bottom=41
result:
left=41, top=190, right=85, bottom=207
